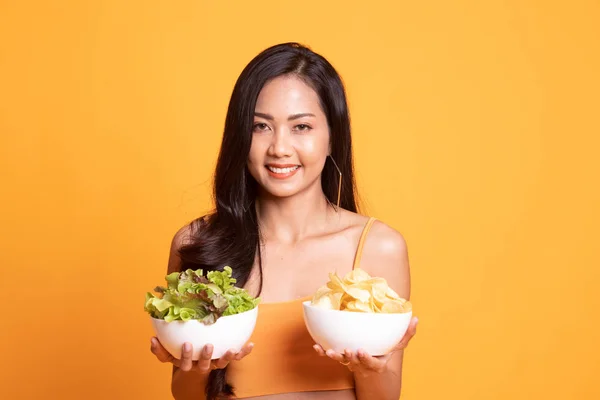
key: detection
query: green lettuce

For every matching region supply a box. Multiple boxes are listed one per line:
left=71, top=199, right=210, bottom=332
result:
left=144, top=266, right=259, bottom=325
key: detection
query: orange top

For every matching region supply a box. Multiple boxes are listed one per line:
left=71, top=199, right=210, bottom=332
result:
left=227, top=217, right=378, bottom=398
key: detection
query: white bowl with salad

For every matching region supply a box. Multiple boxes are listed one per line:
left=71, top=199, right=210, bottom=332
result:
left=145, top=267, right=259, bottom=360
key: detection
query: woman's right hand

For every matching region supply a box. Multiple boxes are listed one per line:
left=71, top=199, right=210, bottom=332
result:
left=150, top=336, right=254, bottom=373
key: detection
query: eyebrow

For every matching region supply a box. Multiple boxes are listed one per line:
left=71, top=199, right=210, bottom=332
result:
left=254, top=112, right=316, bottom=121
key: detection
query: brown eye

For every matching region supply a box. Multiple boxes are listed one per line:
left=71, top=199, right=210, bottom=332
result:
left=253, top=123, right=270, bottom=132
left=295, top=124, right=312, bottom=132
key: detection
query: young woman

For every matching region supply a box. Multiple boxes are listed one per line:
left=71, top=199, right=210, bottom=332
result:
left=150, top=42, right=418, bottom=400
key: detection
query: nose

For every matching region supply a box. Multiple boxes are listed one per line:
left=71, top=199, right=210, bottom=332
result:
left=268, top=127, right=293, bottom=158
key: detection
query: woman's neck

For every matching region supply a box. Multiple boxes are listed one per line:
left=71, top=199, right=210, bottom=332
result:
left=255, top=184, right=338, bottom=244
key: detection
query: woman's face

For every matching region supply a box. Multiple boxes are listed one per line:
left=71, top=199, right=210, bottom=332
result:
left=248, top=75, right=330, bottom=200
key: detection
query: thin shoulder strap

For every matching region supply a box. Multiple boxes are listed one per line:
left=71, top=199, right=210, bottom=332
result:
left=352, top=217, right=377, bottom=270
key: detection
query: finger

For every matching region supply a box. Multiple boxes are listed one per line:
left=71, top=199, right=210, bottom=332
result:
left=214, top=349, right=236, bottom=369
left=197, top=344, right=213, bottom=373
left=344, top=349, right=357, bottom=364
left=313, top=344, right=326, bottom=356
left=394, top=317, right=419, bottom=351
left=151, top=337, right=174, bottom=363
left=179, top=343, right=194, bottom=372
left=345, top=349, right=360, bottom=371
left=357, top=348, right=385, bottom=372
left=235, top=342, right=254, bottom=360
left=325, top=349, right=346, bottom=363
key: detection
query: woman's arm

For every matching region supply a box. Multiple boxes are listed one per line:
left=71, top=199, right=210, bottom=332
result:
left=156, top=222, right=254, bottom=399
left=171, top=366, right=209, bottom=400
left=353, top=350, right=406, bottom=400
left=351, top=222, right=414, bottom=400
left=166, top=224, right=210, bottom=400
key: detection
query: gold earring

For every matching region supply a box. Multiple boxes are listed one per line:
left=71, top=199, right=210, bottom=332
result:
left=328, top=154, right=342, bottom=210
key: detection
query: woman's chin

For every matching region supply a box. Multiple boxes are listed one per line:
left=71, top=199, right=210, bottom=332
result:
left=256, top=178, right=302, bottom=197
left=260, top=188, right=301, bottom=200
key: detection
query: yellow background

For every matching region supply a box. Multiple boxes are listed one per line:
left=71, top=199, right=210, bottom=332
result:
left=1, top=1, right=599, bottom=399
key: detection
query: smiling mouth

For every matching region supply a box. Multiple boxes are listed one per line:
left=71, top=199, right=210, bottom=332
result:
left=265, top=164, right=301, bottom=179
left=266, top=165, right=300, bottom=174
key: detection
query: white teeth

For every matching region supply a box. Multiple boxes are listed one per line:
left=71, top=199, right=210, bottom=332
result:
left=267, top=166, right=299, bottom=174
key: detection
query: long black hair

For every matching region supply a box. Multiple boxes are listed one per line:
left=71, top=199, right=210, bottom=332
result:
left=178, top=42, right=359, bottom=399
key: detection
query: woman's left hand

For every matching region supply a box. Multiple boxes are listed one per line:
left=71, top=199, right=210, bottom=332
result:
left=313, top=316, right=418, bottom=375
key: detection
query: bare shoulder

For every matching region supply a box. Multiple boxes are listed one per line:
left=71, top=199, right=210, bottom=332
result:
left=368, top=219, right=409, bottom=259
left=339, top=210, right=408, bottom=257
left=359, top=217, right=411, bottom=299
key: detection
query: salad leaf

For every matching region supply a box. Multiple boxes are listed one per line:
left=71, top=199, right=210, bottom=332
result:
left=144, top=266, right=259, bottom=325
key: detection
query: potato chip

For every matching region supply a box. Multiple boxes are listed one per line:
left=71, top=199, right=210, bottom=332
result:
left=385, top=286, right=401, bottom=299
left=381, top=301, right=407, bottom=313
left=345, top=299, right=372, bottom=313
left=311, top=286, right=343, bottom=309
left=311, top=285, right=333, bottom=303
left=344, top=268, right=371, bottom=284
left=365, top=278, right=389, bottom=304
left=328, top=272, right=370, bottom=303
left=310, top=268, right=412, bottom=314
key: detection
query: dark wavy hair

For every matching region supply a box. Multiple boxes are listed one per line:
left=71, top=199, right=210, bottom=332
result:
left=178, top=42, right=359, bottom=399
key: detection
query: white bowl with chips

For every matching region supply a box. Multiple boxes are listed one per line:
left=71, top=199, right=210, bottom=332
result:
left=302, top=301, right=412, bottom=356
left=150, top=306, right=258, bottom=360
